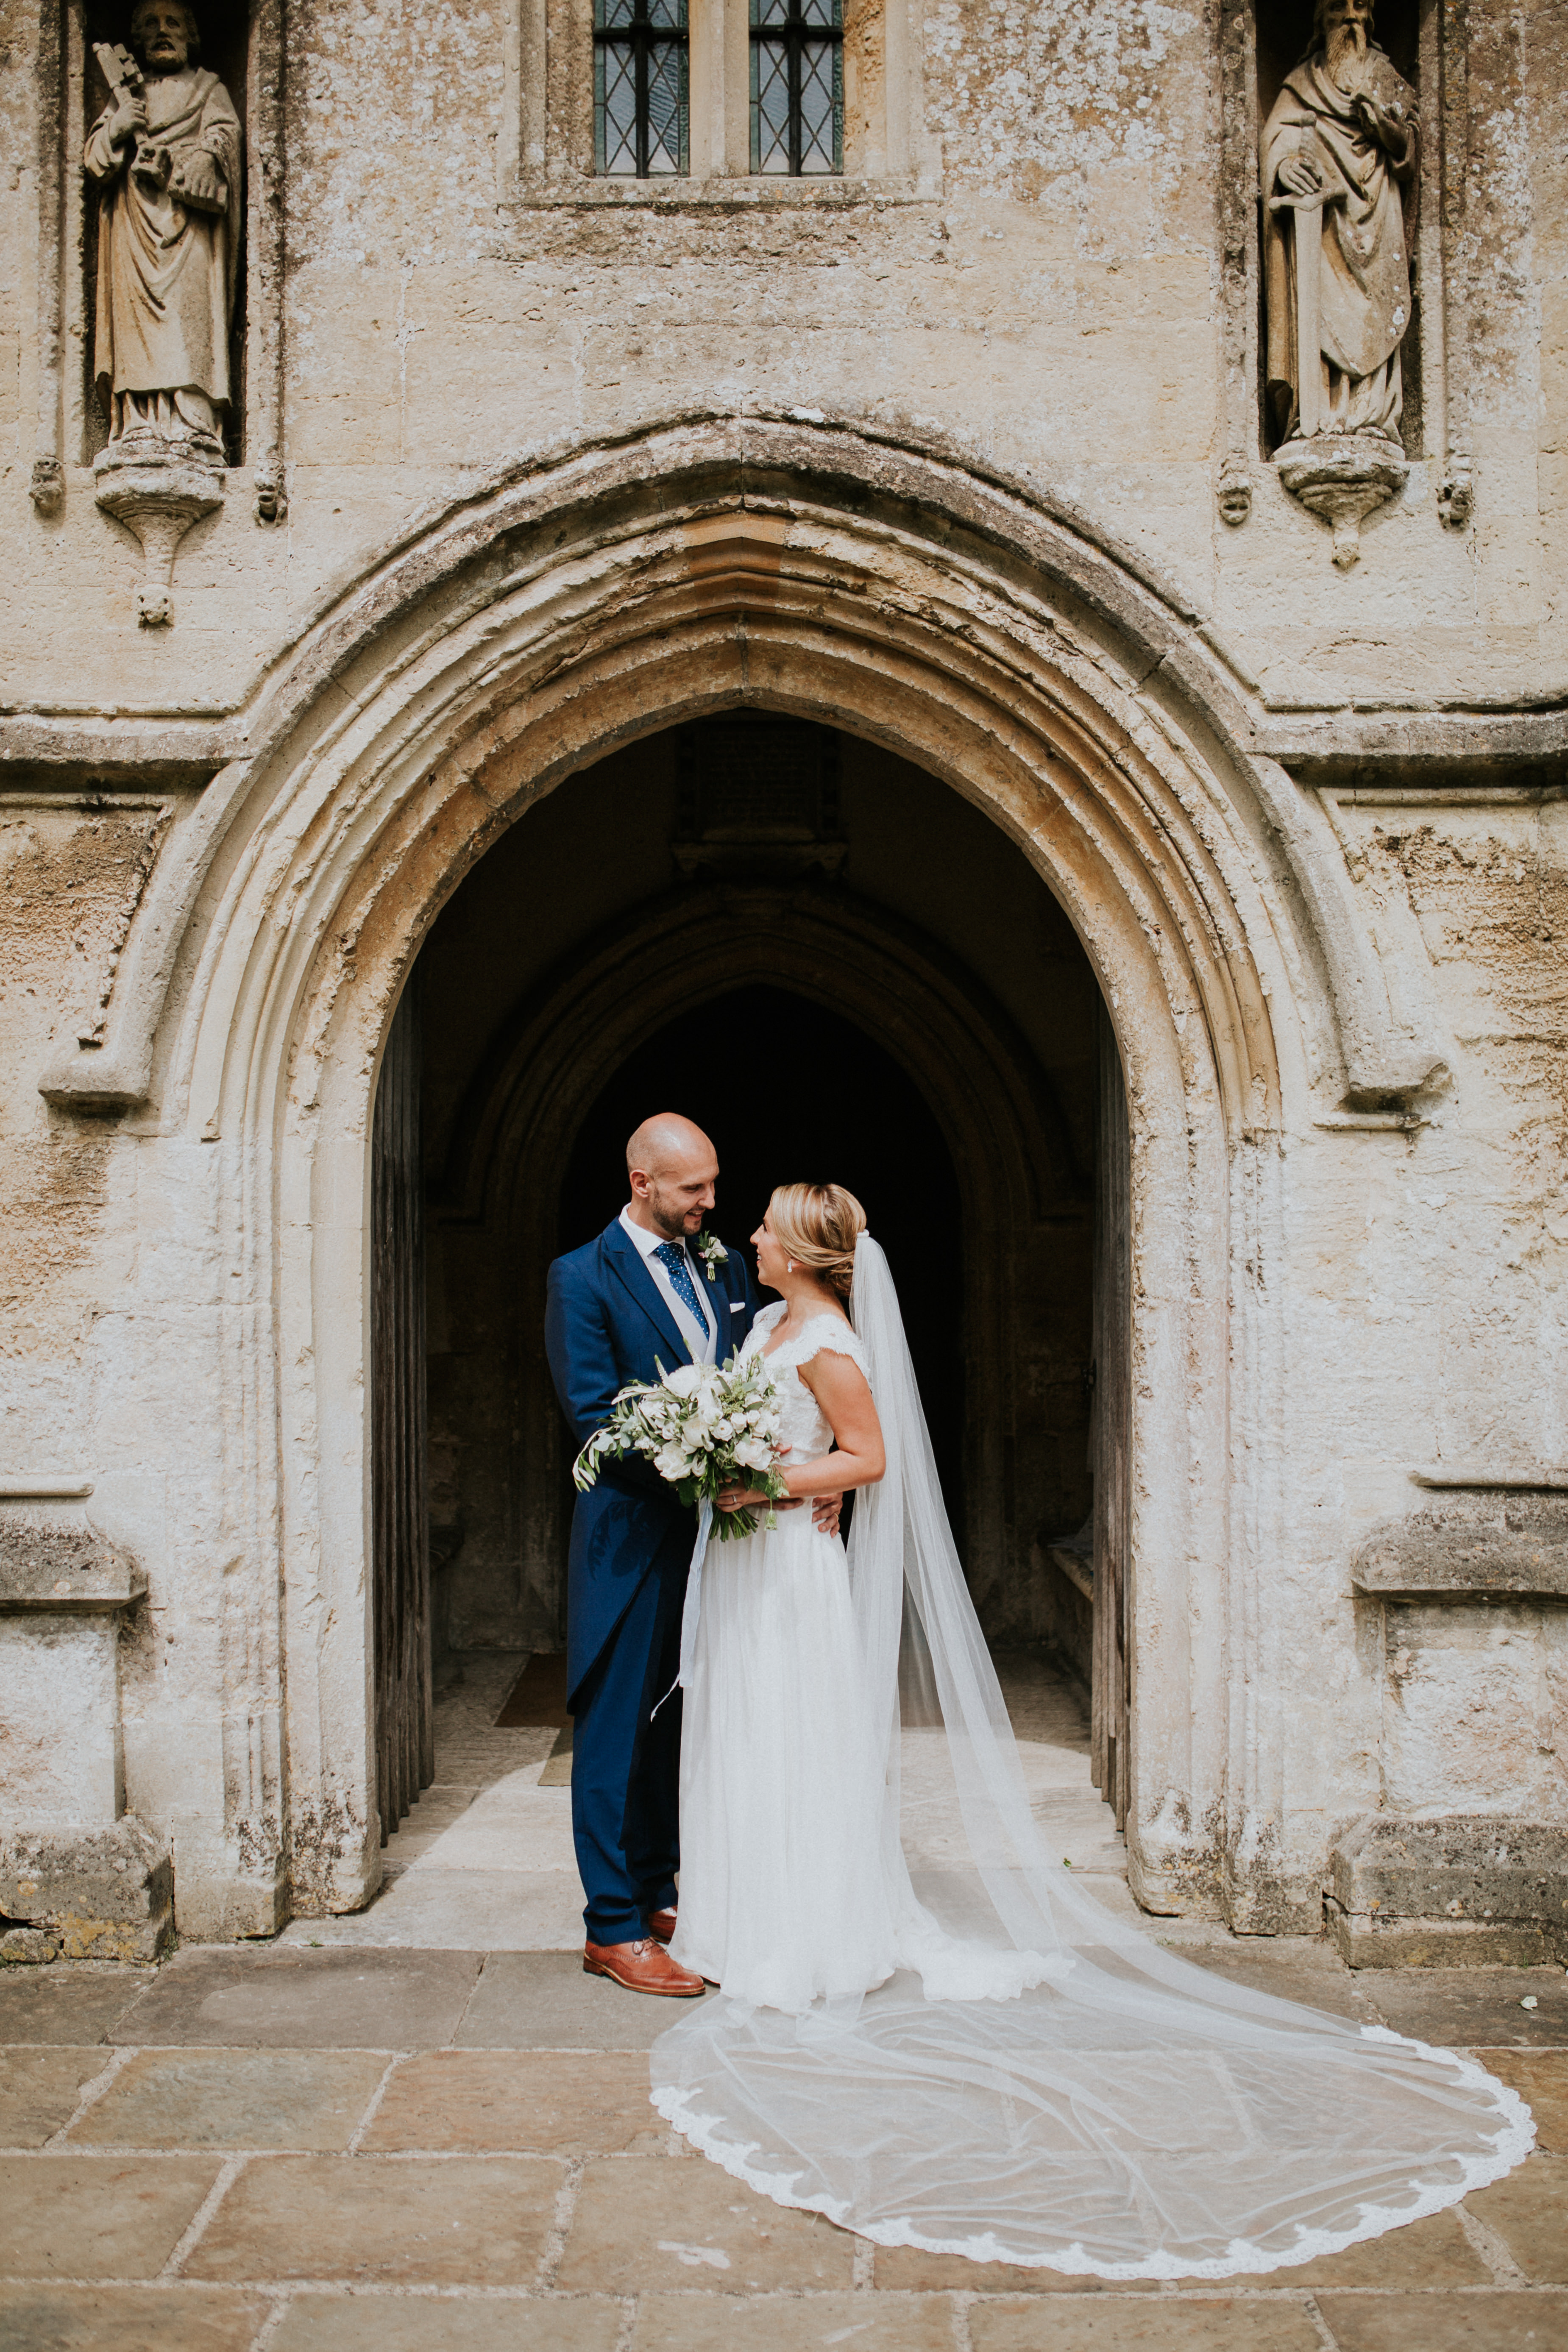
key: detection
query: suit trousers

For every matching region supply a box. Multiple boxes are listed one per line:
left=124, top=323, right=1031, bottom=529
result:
left=570, top=1522, right=689, bottom=1946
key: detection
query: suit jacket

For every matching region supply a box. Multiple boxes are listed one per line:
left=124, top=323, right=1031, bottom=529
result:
left=545, top=1217, right=759, bottom=1701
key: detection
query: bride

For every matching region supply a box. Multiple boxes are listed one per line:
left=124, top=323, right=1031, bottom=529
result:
left=654, top=1182, right=1535, bottom=2277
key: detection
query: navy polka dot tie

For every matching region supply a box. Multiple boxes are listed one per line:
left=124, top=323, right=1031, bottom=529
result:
left=654, top=1241, right=709, bottom=1334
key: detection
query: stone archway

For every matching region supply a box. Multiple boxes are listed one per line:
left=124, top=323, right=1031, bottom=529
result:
left=74, top=417, right=1344, bottom=1941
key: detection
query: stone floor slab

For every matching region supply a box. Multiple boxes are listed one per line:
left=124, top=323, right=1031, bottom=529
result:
left=270, top=2292, right=624, bottom=2349
left=1259, top=2204, right=1490, bottom=2289
left=556, top=2155, right=856, bottom=2294
left=281, top=1872, right=584, bottom=1952
left=456, top=1952, right=709, bottom=2051
left=1176, top=1941, right=1381, bottom=2023
left=112, top=1947, right=482, bottom=2049
left=1361, top=1967, right=1568, bottom=2050
left=969, top=2298, right=1325, bottom=2349
left=0, top=1967, right=155, bottom=2047
left=1474, top=2049, right=1568, bottom=2154
left=0, top=2282, right=270, bottom=2352
left=1463, top=2152, right=1568, bottom=2283
left=1316, top=2291, right=1568, bottom=2349
left=632, top=2290, right=957, bottom=2349
left=0, top=2048, right=113, bottom=2147
left=0, top=2154, right=223, bottom=2279
left=872, top=2244, right=1157, bottom=2292
left=361, top=2049, right=662, bottom=2154
left=69, top=2048, right=389, bottom=2150
left=183, top=2153, right=561, bottom=2286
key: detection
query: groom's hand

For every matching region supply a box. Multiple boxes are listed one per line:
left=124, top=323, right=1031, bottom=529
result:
left=812, top=1493, right=843, bottom=1536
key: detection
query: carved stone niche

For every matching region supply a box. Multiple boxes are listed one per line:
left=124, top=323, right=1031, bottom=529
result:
left=1258, top=0, right=1422, bottom=569
left=1328, top=1472, right=1568, bottom=1967
left=81, top=4, right=244, bottom=624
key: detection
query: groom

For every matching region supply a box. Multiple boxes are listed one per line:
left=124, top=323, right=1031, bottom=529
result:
left=547, top=1114, right=833, bottom=1994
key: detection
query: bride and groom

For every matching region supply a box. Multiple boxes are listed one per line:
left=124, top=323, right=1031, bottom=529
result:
left=546, top=1111, right=1532, bottom=2275
left=544, top=1111, right=874, bottom=2000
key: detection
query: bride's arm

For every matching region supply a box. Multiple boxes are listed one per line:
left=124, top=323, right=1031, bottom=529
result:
left=717, top=1352, right=884, bottom=1510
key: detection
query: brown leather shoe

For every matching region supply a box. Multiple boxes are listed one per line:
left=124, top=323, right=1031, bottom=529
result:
left=646, top=1907, right=677, bottom=1945
left=583, top=1937, right=704, bottom=1996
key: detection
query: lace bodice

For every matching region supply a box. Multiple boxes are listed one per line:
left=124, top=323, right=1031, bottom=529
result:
left=743, top=1304, right=869, bottom=1460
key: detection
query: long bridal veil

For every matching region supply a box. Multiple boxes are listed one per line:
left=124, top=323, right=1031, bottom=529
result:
left=650, top=1236, right=1533, bottom=2277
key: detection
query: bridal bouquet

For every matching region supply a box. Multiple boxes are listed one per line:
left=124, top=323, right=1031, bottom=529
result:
left=572, top=1355, right=790, bottom=1539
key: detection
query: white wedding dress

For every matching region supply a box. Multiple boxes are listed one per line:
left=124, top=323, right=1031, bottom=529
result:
left=653, top=1240, right=1535, bottom=2278
left=670, top=1305, right=902, bottom=2008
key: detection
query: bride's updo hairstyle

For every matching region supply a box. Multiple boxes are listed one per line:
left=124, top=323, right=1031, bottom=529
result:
left=768, top=1183, right=867, bottom=1302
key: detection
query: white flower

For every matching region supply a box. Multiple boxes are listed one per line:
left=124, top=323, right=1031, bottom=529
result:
left=663, top=1364, right=702, bottom=1398
left=733, top=1437, right=773, bottom=1471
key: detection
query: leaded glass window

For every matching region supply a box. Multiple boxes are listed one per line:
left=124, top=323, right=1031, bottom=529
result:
left=750, top=0, right=842, bottom=176
left=595, top=0, right=688, bottom=178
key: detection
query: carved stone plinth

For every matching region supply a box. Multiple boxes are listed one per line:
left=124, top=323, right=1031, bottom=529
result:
left=94, top=434, right=224, bottom=627
left=1275, top=435, right=1409, bottom=571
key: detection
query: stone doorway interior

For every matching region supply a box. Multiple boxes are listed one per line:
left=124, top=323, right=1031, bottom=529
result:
left=339, top=713, right=1131, bottom=1948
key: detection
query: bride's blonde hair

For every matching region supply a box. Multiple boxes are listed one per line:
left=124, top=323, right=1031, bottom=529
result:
left=768, top=1183, right=867, bottom=1302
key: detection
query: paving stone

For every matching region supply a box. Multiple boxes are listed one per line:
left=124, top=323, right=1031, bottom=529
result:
left=873, top=2243, right=1157, bottom=2292
left=183, top=2154, right=561, bottom=2285
left=1176, top=1940, right=1379, bottom=2022
left=112, top=1947, right=482, bottom=2050
left=68, top=2048, right=389, bottom=2149
left=556, top=2155, right=856, bottom=2293
left=361, top=2049, right=663, bottom=2154
left=969, top=2299, right=1325, bottom=2349
left=0, top=2154, right=223, bottom=2279
left=0, top=2048, right=112, bottom=2146
left=456, top=1951, right=710, bottom=2051
left=632, top=2290, right=957, bottom=2348
left=0, top=2282, right=270, bottom=2352
left=0, top=1967, right=155, bottom=2046
left=281, top=1869, right=585, bottom=1953
left=1360, top=1967, right=1568, bottom=2050
left=1260, top=2204, right=1490, bottom=2288
left=1316, top=2291, right=1568, bottom=2349
left=271, top=2294, right=624, bottom=2349
left=1463, top=2152, right=1568, bottom=2284
left=1474, top=2049, right=1568, bottom=2153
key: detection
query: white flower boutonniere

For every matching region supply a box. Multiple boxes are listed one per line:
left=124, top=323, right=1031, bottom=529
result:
left=694, top=1230, right=728, bottom=1283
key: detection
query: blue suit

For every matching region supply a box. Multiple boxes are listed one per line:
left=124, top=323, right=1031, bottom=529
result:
left=545, top=1217, right=758, bottom=1945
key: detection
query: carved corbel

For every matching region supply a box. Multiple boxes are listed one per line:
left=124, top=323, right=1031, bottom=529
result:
left=95, top=442, right=225, bottom=628
left=1275, top=436, right=1409, bottom=571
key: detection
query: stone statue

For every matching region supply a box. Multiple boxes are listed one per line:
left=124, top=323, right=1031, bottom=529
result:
left=84, top=0, right=241, bottom=456
left=1260, top=0, right=1418, bottom=562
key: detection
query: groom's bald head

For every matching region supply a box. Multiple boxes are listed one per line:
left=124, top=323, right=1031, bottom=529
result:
left=626, top=1113, right=719, bottom=1241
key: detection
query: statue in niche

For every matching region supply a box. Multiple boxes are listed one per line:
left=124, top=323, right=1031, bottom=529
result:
left=85, top=0, right=241, bottom=460
left=1259, top=0, right=1419, bottom=564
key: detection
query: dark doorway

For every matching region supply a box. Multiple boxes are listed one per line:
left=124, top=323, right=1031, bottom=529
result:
left=560, top=984, right=966, bottom=1536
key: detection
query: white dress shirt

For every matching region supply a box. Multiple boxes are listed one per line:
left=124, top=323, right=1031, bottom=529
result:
left=619, top=1207, right=717, bottom=1365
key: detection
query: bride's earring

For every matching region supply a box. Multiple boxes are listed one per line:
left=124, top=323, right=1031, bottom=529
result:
left=786, top=1260, right=795, bottom=1273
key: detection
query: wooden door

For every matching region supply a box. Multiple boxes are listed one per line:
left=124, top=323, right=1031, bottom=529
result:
left=372, top=973, right=432, bottom=1840
left=1091, top=1002, right=1132, bottom=1831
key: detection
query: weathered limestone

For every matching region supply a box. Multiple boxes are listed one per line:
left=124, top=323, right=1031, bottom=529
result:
left=0, top=1486, right=171, bottom=1961
left=83, top=4, right=241, bottom=623
left=1328, top=1817, right=1568, bottom=1968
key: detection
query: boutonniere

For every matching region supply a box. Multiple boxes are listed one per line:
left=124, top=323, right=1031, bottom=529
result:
left=693, top=1230, right=728, bottom=1283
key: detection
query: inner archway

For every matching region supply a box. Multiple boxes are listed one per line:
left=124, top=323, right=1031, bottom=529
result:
left=561, top=985, right=966, bottom=1532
